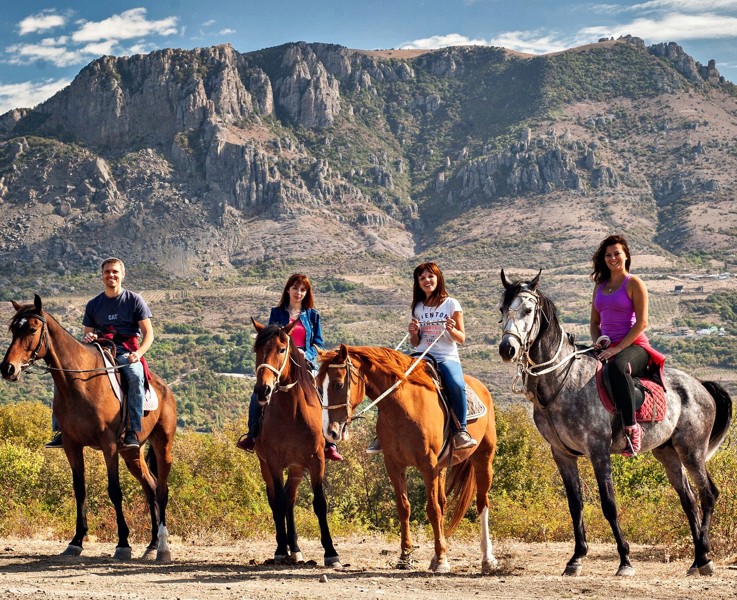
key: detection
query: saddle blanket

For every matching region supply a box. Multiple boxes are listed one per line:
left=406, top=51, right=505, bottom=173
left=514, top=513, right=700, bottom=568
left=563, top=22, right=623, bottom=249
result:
left=102, top=348, right=158, bottom=411
left=595, top=361, right=666, bottom=423
left=465, top=384, right=486, bottom=422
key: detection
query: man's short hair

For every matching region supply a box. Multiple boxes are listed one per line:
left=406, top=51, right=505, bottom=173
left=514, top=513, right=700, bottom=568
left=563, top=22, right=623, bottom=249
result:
left=101, top=257, right=125, bottom=273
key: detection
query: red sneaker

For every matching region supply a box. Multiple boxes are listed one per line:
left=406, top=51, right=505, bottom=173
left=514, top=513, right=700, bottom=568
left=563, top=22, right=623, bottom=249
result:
left=623, top=424, right=642, bottom=457
left=236, top=434, right=255, bottom=452
left=324, top=444, right=343, bottom=461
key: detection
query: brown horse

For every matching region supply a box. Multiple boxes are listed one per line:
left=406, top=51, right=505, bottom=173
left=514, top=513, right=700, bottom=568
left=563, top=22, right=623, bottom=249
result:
left=251, top=319, right=341, bottom=567
left=318, top=345, right=498, bottom=574
left=1, top=295, right=177, bottom=561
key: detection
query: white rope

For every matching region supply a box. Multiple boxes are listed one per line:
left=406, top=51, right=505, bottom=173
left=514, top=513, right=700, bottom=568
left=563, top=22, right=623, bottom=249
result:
left=352, top=331, right=446, bottom=419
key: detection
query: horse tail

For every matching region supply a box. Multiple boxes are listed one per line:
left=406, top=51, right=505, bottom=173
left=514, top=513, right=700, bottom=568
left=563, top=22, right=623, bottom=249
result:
left=701, top=380, right=733, bottom=461
left=445, top=457, right=476, bottom=537
left=145, top=443, right=159, bottom=480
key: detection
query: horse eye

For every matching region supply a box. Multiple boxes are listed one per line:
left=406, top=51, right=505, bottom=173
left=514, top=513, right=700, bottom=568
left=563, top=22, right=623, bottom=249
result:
left=279, top=348, right=287, bottom=354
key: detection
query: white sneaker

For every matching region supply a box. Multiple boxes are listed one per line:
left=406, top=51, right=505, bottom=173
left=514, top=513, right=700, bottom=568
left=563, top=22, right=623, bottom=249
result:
left=366, top=438, right=382, bottom=454
left=453, top=430, right=478, bottom=450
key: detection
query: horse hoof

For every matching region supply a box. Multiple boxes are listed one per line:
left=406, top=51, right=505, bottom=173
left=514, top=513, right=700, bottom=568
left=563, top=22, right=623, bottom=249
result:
left=482, top=558, right=498, bottom=575
left=141, top=546, right=157, bottom=561
left=686, top=566, right=699, bottom=577
left=290, top=551, right=304, bottom=563
left=113, top=547, right=132, bottom=561
left=274, top=554, right=289, bottom=565
left=616, top=565, right=635, bottom=577
left=698, top=561, right=714, bottom=576
left=61, top=545, right=83, bottom=557
left=562, top=563, right=582, bottom=576
left=430, top=558, right=450, bottom=573
left=325, top=556, right=342, bottom=568
left=156, top=549, right=172, bottom=563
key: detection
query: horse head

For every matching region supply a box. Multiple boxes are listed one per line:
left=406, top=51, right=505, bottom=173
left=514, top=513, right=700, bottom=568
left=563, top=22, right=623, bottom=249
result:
left=498, top=269, right=543, bottom=363
left=318, top=344, right=365, bottom=444
left=1, top=294, right=48, bottom=381
left=251, top=318, right=299, bottom=406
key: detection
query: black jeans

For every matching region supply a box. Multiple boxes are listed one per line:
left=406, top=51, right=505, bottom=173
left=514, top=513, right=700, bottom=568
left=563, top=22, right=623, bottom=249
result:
left=608, top=345, right=649, bottom=427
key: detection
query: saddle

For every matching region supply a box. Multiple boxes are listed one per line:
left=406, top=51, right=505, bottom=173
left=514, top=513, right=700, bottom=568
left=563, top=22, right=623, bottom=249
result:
left=416, top=355, right=486, bottom=460
left=596, top=360, right=666, bottom=423
left=94, top=343, right=158, bottom=411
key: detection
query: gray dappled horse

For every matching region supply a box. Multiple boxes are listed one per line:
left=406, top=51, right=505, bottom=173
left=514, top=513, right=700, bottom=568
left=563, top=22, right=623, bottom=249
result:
left=498, top=270, right=732, bottom=577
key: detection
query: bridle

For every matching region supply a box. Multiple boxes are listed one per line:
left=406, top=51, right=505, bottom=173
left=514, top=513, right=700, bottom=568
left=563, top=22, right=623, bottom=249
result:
left=9, top=312, right=49, bottom=373
left=501, top=289, right=592, bottom=394
left=323, top=354, right=365, bottom=424
left=255, top=332, right=298, bottom=405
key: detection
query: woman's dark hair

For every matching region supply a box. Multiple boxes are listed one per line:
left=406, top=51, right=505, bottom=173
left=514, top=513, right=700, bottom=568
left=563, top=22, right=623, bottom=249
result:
left=412, top=262, right=448, bottom=309
left=590, top=235, right=632, bottom=284
left=278, top=273, right=315, bottom=310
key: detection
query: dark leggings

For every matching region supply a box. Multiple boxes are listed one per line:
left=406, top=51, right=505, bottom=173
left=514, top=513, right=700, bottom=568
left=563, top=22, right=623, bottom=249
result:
left=608, top=345, right=649, bottom=427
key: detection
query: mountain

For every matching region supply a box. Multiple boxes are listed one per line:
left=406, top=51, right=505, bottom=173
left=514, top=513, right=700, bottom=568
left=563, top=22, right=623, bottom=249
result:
left=1, top=36, right=736, bottom=279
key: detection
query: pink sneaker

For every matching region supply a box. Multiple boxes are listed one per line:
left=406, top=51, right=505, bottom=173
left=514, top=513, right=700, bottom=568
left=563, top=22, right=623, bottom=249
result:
left=324, top=444, right=343, bottom=461
left=623, top=424, right=642, bottom=457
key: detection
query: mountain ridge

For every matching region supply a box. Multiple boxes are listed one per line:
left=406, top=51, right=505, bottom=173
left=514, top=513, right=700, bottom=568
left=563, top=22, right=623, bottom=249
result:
left=0, top=36, right=735, bottom=279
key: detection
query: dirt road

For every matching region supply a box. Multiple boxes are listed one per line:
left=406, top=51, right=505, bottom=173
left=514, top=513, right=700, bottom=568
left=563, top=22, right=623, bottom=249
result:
left=1, top=536, right=736, bottom=599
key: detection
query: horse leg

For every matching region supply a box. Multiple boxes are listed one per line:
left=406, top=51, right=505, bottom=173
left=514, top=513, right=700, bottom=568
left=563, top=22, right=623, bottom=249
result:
left=551, top=450, right=588, bottom=576
left=153, top=436, right=173, bottom=563
left=588, top=452, right=634, bottom=576
left=307, top=461, right=341, bottom=567
left=284, top=465, right=305, bottom=563
left=120, top=444, right=158, bottom=560
left=653, top=446, right=717, bottom=575
left=423, top=470, right=449, bottom=573
left=260, top=460, right=289, bottom=562
left=384, top=458, right=414, bottom=568
left=62, top=445, right=87, bottom=556
left=102, top=449, right=132, bottom=560
left=474, top=455, right=498, bottom=574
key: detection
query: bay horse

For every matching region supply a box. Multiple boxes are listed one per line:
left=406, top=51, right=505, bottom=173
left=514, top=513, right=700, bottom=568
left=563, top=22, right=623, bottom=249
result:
left=318, top=344, right=498, bottom=574
left=251, top=319, right=341, bottom=567
left=1, top=295, right=177, bottom=561
left=498, top=270, right=732, bottom=577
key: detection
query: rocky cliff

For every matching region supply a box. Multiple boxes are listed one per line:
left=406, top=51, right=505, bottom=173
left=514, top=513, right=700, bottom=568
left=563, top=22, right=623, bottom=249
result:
left=0, top=37, right=735, bottom=277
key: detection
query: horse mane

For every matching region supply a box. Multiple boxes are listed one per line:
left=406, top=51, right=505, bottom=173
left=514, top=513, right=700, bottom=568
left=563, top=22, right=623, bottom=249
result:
left=254, top=325, right=317, bottom=394
left=319, top=346, right=436, bottom=391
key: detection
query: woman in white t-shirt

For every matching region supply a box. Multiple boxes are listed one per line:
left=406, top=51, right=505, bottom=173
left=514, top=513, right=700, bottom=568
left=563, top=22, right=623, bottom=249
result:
left=409, top=262, right=477, bottom=450
left=366, top=261, right=477, bottom=455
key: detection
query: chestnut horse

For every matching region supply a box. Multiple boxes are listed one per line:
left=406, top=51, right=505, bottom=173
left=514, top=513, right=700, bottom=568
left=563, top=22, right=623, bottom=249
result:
left=251, top=319, right=341, bottom=567
left=318, top=345, right=498, bottom=574
left=1, top=295, right=176, bottom=561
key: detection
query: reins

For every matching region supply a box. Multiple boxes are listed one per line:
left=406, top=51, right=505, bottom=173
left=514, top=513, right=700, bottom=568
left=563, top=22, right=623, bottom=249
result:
left=325, top=331, right=445, bottom=421
left=502, top=290, right=594, bottom=395
left=10, top=312, right=127, bottom=375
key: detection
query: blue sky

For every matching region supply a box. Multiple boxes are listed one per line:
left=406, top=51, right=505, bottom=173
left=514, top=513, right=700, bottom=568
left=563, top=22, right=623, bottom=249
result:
left=2, top=1, right=737, bottom=114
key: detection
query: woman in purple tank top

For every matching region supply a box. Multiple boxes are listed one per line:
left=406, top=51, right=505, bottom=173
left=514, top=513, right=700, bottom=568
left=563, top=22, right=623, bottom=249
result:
left=589, top=234, right=650, bottom=457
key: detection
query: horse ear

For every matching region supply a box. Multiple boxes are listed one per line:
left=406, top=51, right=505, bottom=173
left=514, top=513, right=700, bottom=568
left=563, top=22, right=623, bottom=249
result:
left=11, top=300, right=22, bottom=311
left=34, top=294, right=43, bottom=312
left=338, top=344, right=348, bottom=361
left=283, top=319, right=298, bottom=335
left=530, top=269, right=542, bottom=291
left=500, top=269, right=513, bottom=289
left=251, top=318, right=264, bottom=332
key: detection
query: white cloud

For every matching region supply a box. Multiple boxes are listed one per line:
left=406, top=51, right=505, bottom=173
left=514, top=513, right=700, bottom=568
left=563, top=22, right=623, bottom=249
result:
left=72, top=8, right=178, bottom=43
left=631, top=1, right=737, bottom=11
left=218, top=28, right=236, bottom=35
left=0, top=78, right=71, bottom=114
left=202, top=19, right=216, bottom=27
left=488, top=31, right=571, bottom=54
left=18, top=11, right=66, bottom=35
left=585, top=13, right=737, bottom=42
left=5, top=42, right=85, bottom=68
left=399, top=33, right=490, bottom=49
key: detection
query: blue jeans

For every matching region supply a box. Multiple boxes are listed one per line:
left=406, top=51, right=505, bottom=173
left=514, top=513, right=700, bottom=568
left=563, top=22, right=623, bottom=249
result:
left=116, top=346, right=146, bottom=432
left=437, top=359, right=468, bottom=430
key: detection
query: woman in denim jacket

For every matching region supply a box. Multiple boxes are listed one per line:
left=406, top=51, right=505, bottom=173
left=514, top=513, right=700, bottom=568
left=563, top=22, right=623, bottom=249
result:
left=237, top=274, right=342, bottom=461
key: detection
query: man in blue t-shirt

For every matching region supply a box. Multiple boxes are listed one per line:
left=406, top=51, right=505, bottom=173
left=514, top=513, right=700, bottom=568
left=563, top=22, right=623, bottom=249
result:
left=46, top=257, right=154, bottom=450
